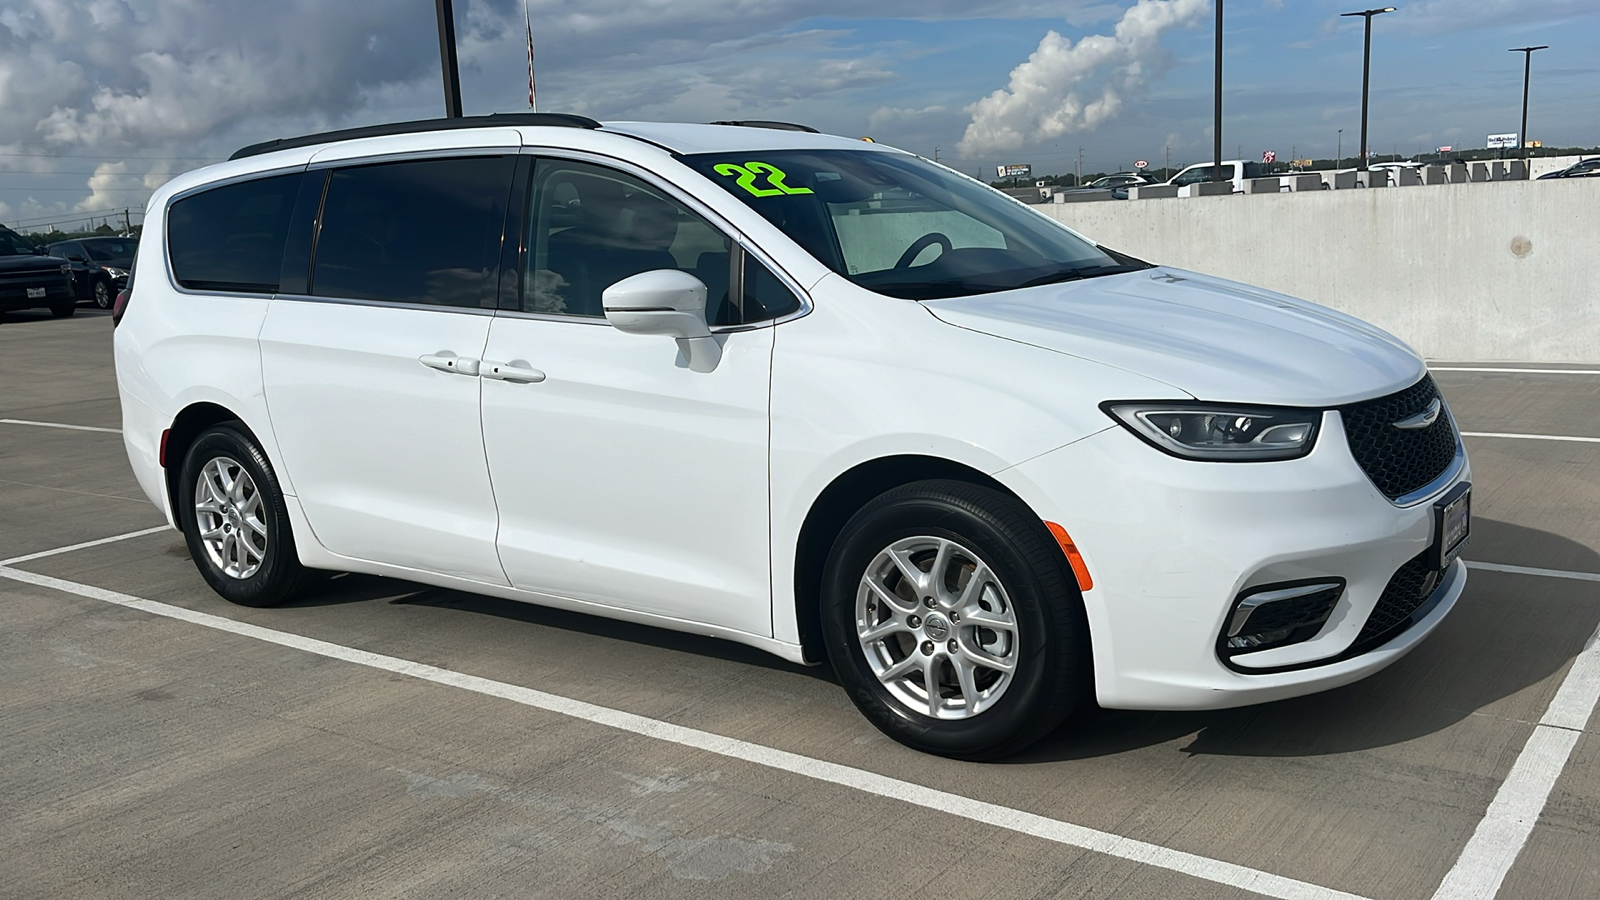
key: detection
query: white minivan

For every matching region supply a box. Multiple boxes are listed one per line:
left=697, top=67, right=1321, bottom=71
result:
left=115, top=114, right=1470, bottom=758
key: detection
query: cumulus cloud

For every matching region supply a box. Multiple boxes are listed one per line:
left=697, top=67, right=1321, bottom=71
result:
left=869, top=105, right=948, bottom=130
left=0, top=0, right=1127, bottom=223
left=77, top=161, right=136, bottom=212
left=957, top=0, right=1207, bottom=157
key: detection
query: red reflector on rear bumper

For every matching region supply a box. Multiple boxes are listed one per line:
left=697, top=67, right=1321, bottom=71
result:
left=159, top=429, right=170, bottom=468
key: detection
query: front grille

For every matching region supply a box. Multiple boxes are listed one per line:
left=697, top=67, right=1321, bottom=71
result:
left=1339, top=375, right=1459, bottom=500
left=1355, top=551, right=1437, bottom=648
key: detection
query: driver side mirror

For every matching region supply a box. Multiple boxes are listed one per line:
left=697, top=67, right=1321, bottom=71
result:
left=602, top=269, right=722, bottom=373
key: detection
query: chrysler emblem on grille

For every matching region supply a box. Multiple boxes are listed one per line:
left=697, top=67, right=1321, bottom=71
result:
left=1393, top=398, right=1442, bottom=430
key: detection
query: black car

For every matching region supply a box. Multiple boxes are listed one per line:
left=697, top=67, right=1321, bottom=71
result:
left=0, top=227, right=75, bottom=318
left=1537, top=158, right=1600, bottom=179
left=47, top=236, right=138, bottom=309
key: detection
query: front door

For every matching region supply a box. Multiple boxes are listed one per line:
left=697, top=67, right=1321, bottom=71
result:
left=480, top=158, right=791, bottom=636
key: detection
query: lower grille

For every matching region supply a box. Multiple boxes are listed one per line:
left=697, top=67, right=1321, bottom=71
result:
left=1355, top=551, right=1439, bottom=648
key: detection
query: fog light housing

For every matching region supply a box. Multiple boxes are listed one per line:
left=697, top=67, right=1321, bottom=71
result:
left=1220, top=579, right=1344, bottom=659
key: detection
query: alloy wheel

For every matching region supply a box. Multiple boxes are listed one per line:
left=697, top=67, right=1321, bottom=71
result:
left=855, top=535, right=1019, bottom=719
left=194, top=456, right=268, bottom=579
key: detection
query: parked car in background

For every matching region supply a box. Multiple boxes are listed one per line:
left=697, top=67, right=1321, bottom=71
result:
left=1366, top=161, right=1424, bottom=186
left=48, top=236, right=137, bottom=309
left=1, top=226, right=75, bottom=318
left=1537, top=158, right=1600, bottom=179
left=1085, top=173, right=1150, bottom=190
left=1164, top=160, right=1271, bottom=196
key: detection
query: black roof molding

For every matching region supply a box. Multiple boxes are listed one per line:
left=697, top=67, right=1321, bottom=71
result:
left=229, top=113, right=602, bottom=161
left=708, top=120, right=820, bottom=134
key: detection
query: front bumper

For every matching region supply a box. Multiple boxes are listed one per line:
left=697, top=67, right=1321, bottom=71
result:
left=0, top=275, right=74, bottom=311
left=999, top=411, right=1470, bottom=710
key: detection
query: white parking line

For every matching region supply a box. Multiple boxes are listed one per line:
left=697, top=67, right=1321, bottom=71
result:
left=0, top=563, right=1370, bottom=900
left=1461, top=431, right=1600, bottom=445
left=0, top=525, right=171, bottom=567
left=1430, top=622, right=1600, bottom=900
left=1468, top=562, right=1600, bottom=584
left=1432, top=368, right=1600, bottom=376
left=0, top=418, right=122, bottom=434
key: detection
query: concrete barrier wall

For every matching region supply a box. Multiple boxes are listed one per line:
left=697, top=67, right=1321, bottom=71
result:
left=1040, top=179, right=1600, bottom=363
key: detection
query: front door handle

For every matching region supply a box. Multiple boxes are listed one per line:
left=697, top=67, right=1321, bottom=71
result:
left=419, top=352, right=481, bottom=376
left=481, top=359, right=546, bottom=383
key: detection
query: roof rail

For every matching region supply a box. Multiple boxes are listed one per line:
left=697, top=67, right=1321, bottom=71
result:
left=229, top=113, right=602, bottom=161
left=708, top=120, right=820, bottom=134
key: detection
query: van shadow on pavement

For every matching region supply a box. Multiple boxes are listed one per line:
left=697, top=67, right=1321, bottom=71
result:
left=264, top=517, right=1596, bottom=761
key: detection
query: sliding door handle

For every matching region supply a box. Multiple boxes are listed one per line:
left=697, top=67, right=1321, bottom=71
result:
left=481, top=359, right=546, bottom=383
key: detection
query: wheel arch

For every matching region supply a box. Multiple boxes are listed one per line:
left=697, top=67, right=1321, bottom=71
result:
left=163, top=402, right=264, bottom=516
left=791, top=454, right=1031, bottom=666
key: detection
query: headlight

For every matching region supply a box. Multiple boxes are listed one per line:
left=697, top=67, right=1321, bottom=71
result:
left=104, top=267, right=128, bottom=278
left=1102, top=401, right=1322, bottom=461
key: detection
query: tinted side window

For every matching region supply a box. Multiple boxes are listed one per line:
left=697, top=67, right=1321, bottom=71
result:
left=312, top=156, right=515, bottom=308
left=169, top=173, right=301, bottom=292
left=525, top=161, right=730, bottom=319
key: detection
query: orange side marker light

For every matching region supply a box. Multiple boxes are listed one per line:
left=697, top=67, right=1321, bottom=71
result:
left=1044, top=521, right=1093, bottom=592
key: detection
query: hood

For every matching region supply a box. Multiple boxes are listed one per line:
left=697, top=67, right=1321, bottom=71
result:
left=923, top=267, right=1424, bottom=407
left=0, top=253, right=65, bottom=274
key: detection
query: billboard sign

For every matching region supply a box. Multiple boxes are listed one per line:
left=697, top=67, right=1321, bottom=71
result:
left=997, top=164, right=1033, bottom=179
left=1436, top=145, right=1453, bottom=153
left=1486, top=133, right=1519, bottom=149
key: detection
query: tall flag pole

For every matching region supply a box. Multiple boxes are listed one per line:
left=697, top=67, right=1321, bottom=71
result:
left=524, top=0, right=538, bottom=112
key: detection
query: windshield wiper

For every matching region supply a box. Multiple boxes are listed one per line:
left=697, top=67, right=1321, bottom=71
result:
left=1016, top=264, right=1146, bottom=289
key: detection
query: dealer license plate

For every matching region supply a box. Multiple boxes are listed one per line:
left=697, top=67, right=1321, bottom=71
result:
left=26, top=287, right=46, bottom=299
left=1434, top=483, right=1471, bottom=570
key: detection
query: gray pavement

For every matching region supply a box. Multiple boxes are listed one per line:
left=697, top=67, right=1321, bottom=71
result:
left=2, top=309, right=1597, bottom=899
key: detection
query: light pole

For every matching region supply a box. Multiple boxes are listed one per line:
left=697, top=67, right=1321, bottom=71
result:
left=1337, top=129, right=1343, bottom=169
left=1212, top=0, right=1224, bottom=183
left=1511, top=46, right=1548, bottom=176
left=1341, top=7, right=1395, bottom=173
left=434, top=0, right=464, bottom=117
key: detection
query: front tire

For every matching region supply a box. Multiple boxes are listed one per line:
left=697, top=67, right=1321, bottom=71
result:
left=92, top=279, right=113, bottom=309
left=178, top=424, right=310, bottom=607
left=821, top=480, right=1090, bottom=759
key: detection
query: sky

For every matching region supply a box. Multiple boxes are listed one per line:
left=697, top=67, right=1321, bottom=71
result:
left=1, top=0, right=1596, bottom=232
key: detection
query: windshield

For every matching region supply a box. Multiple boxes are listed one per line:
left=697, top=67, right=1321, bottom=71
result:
left=0, top=230, right=35, bottom=256
left=85, top=239, right=138, bottom=261
left=681, top=149, right=1146, bottom=300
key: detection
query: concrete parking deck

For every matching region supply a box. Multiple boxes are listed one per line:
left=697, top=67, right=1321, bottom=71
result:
left=2, top=309, right=1596, bottom=900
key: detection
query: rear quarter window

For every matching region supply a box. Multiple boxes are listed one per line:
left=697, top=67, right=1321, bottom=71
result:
left=168, top=173, right=301, bottom=293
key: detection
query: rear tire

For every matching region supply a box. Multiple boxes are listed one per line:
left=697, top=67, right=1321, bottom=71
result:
left=50, top=302, right=75, bottom=318
left=820, top=479, right=1091, bottom=760
left=178, top=423, right=310, bottom=607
